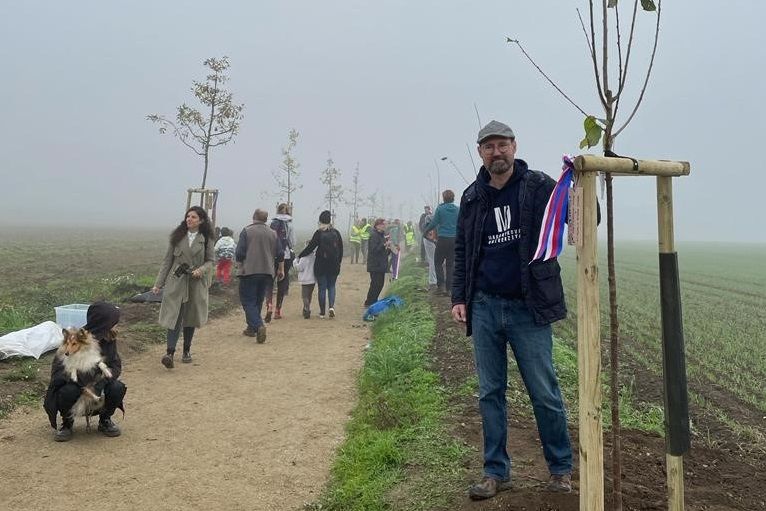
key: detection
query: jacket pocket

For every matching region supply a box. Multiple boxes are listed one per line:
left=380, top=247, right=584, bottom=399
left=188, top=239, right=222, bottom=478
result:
left=529, top=260, right=564, bottom=307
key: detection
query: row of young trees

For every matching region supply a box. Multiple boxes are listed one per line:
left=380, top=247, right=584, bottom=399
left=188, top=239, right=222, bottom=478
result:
left=147, top=56, right=383, bottom=223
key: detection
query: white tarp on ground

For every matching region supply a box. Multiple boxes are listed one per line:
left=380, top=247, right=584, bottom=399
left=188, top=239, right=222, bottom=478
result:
left=0, top=321, right=63, bottom=360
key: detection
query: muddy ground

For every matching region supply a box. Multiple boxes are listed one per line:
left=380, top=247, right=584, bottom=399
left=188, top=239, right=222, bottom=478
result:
left=427, top=292, right=766, bottom=511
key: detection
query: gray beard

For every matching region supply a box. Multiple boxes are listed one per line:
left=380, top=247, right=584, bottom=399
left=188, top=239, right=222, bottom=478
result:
left=488, top=159, right=511, bottom=175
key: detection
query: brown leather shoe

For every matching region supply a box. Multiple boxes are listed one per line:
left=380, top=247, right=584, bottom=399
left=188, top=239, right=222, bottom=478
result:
left=546, top=473, right=572, bottom=493
left=468, top=476, right=512, bottom=500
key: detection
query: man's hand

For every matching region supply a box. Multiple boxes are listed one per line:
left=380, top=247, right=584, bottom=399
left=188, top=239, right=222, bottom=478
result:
left=451, top=303, right=467, bottom=323
left=277, top=269, right=285, bottom=281
left=151, top=286, right=161, bottom=295
left=191, top=268, right=202, bottom=279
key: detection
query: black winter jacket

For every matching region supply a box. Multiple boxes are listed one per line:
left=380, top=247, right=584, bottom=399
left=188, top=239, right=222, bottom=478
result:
left=366, top=229, right=390, bottom=273
left=452, top=162, right=567, bottom=336
left=43, top=337, right=123, bottom=428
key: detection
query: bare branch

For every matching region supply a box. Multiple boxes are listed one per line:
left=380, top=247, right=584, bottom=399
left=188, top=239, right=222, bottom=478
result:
left=577, top=9, right=596, bottom=62
left=178, top=117, right=207, bottom=146
left=602, top=0, right=610, bottom=103
left=615, top=3, right=624, bottom=105
left=589, top=1, right=608, bottom=108
left=614, top=0, right=661, bottom=137
left=507, top=38, right=590, bottom=117
left=617, top=0, right=640, bottom=99
left=148, top=116, right=205, bottom=156
left=208, top=133, right=236, bottom=147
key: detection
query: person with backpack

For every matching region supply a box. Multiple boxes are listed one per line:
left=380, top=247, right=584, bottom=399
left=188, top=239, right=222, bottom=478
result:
left=265, top=203, right=296, bottom=321
left=297, top=210, right=343, bottom=319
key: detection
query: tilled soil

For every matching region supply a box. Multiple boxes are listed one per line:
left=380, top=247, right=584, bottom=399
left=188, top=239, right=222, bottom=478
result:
left=428, top=293, right=766, bottom=511
left=0, top=262, right=374, bottom=511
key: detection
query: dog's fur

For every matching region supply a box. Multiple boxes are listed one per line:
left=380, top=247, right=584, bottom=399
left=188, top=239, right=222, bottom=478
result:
left=57, top=328, right=112, bottom=420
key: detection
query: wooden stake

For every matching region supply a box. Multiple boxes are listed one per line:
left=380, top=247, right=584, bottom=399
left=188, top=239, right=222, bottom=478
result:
left=574, top=154, right=690, bottom=177
left=667, top=454, right=685, bottom=511
left=576, top=171, right=603, bottom=511
left=657, top=176, right=689, bottom=511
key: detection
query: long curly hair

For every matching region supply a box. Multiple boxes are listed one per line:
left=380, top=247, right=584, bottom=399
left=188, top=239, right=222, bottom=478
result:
left=169, top=206, right=214, bottom=247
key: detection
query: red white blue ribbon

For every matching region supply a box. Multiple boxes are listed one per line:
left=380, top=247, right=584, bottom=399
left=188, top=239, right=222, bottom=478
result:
left=532, top=155, right=575, bottom=262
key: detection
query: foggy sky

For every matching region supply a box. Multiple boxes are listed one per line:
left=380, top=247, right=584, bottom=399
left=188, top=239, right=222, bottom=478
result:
left=1, top=1, right=763, bottom=242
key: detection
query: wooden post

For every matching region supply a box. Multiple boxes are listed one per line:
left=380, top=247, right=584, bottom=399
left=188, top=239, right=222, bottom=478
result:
left=656, top=176, right=690, bottom=511
left=574, top=155, right=690, bottom=177
left=576, top=171, right=603, bottom=511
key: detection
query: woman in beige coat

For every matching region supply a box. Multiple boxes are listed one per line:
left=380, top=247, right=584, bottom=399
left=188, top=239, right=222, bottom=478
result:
left=152, top=206, right=215, bottom=368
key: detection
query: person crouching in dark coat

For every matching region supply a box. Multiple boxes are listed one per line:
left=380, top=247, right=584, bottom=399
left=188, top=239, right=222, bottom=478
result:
left=43, top=302, right=127, bottom=442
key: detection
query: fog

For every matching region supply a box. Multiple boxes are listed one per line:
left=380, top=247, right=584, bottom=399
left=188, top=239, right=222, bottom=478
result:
left=1, top=1, right=763, bottom=243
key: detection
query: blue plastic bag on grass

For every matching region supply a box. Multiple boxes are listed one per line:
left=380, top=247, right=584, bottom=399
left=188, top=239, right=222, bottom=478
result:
left=363, top=295, right=404, bottom=322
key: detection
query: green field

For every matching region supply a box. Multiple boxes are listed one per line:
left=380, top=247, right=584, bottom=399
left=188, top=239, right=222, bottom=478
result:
left=556, top=241, right=766, bottom=442
left=0, top=227, right=168, bottom=335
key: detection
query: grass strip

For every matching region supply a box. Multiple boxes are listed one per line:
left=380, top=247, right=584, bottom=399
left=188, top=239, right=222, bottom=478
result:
left=310, top=259, right=468, bottom=511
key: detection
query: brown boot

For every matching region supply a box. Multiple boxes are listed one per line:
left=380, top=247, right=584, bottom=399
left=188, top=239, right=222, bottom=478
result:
left=468, top=476, right=512, bottom=500
left=546, top=473, right=572, bottom=493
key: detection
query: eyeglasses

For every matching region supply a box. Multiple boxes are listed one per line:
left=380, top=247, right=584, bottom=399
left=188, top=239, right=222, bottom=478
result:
left=480, top=141, right=514, bottom=154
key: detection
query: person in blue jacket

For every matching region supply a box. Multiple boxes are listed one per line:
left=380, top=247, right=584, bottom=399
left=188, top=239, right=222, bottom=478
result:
left=422, top=189, right=458, bottom=295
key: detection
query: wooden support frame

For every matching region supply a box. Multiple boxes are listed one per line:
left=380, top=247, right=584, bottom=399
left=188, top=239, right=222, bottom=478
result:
left=573, top=154, right=691, bottom=511
left=186, top=188, right=219, bottom=230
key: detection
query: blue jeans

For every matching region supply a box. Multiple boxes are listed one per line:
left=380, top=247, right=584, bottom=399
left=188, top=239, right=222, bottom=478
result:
left=316, top=273, right=338, bottom=315
left=471, top=291, right=572, bottom=480
left=239, top=274, right=272, bottom=329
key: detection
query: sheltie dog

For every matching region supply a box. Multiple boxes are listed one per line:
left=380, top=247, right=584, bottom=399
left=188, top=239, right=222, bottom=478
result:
left=57, top=328, right=112, bottom=423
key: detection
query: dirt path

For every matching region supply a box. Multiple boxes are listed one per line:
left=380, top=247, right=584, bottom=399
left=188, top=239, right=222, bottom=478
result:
left=0, top=262, right=375, bottom=511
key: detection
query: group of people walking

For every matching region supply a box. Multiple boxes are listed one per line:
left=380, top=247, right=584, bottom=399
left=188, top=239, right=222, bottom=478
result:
left=150, top=204, right=345, bottom=360
left=46, top=120, right=579, bottom=502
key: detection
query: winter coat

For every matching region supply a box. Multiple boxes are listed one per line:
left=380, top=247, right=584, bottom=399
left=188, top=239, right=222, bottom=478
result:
left=298, top=226, right=343, bottom=277
left=214, top=236, right=236, bottom=260
left=236, top=221, right=283, bottom=277
left=154, top=234, right=214, bottom=329
left=295, top=252, right=316, bottom=285
left=453, top=162, right=566, bottom=336
left=366, top=229, right=390, bottom=273
left=424, top=202, right=459, bottom=238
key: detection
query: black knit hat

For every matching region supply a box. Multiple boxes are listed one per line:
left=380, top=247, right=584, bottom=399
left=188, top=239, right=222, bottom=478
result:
left=83, top=301, right=120, bottom=336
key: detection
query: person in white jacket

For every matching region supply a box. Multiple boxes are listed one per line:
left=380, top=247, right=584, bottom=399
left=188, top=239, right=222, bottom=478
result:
left=294, top=247, right=316, bottom=319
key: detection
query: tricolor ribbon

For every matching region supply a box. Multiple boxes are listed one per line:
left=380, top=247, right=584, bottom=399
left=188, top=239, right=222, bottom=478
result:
left=532, top=155, right=575, bottom=262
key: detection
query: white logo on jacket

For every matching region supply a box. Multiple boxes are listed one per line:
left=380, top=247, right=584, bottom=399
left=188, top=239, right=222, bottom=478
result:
left=488, top=205, right=520, bottom=245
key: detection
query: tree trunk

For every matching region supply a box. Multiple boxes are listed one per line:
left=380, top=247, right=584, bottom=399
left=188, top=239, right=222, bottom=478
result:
left=201, top=147, right=209, bottom=190
left=201, top=75, right=218, bottom=190
left=287, top=167, right=292, bottom=207
left=604, top=134, right=623, bottom=511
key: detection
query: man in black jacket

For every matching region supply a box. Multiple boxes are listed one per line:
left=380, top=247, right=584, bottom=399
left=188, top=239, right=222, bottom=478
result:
left=452, top=121, right=572, bottom=499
